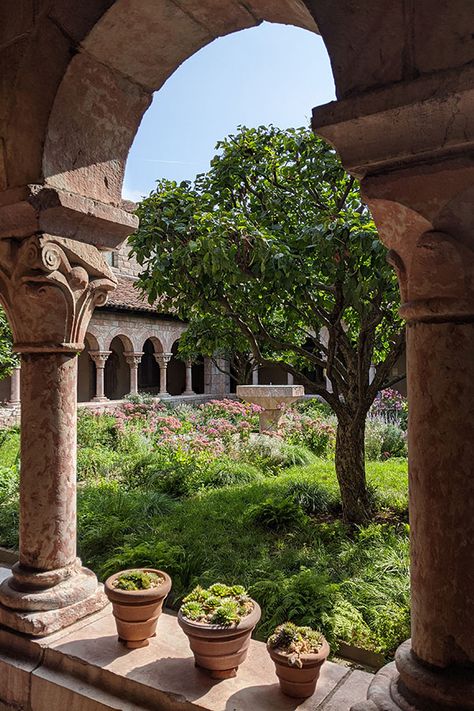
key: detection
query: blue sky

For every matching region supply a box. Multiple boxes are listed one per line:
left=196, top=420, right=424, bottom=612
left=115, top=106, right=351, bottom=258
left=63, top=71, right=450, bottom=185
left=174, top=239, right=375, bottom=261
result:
left=123, top=22, right=335, bottom=202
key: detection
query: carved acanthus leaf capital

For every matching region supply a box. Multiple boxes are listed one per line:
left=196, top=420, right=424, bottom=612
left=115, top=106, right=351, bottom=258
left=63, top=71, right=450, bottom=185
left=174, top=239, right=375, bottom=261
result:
left=0, top=235, right=117, bottom=352
left=124, top=352, right=143, bottom=368
left=154, top=352, right=172, bottom=368
left=89, top=351, right=112, bottom=368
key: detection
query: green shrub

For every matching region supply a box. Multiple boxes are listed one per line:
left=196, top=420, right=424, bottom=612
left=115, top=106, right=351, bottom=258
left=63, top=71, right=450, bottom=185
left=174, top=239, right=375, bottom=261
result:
left=0, top=429, right=20, bottom=468
left=126, top=448, right=212, bottom=498
left=286, top=479, right=337, bottom=515
left=77, top=411, right=118, bottom=449
left=247, top=497, right=307, bottom=532
left=250, top=569, right=339, bottom=645
left=238, top=436, right=315, bottom=475
left=190, top=459, right=263, bottom=491
left=294, top=399, right=333, bottom=417
left=0, top=464, right=19, bottom=549
left=77, top=447, right=124, bottom=481
left=365, top=419, right=385, bottom=461
left=381, top=424, right=407, bottom=459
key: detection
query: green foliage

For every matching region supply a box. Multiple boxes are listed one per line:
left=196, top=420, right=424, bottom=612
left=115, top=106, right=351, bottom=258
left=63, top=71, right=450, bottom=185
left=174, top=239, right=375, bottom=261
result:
left=77, top=411, right=118, bottom=449
left=77, top=447, right=124, bottom=482
left=0, top=464, right=19, bottom=549
left=365, top=419, right=407, bottom=461
left=267, top=622, right=324, bottom=666
left=193, top=458, right=263, bottom=490
left=0, top=307, right=17, bottom=381
left=0, top=428, right=20, bottom=468
left=238, top=436, right=316, bottom=475
left=250, top=569, right=339, bottom=645
left=247, top=497, right=307, bottom=532
left=181, top=583, right=252, bottom=626
left=114, top=569, right=161, bottom=591
left=286, top=479, right=337, bottom=516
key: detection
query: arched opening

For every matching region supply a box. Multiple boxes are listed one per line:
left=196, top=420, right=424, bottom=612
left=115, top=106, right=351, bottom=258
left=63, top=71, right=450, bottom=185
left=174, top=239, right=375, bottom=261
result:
left=104, top=336, right=131, bottom=400
left=41, top=6, right=324, bottom=209
left=77, top=334, right=98, bottom=402
left=138, top=338, right=162, bottom=394
left=192, top=356, right=205, bottom=395
left=167, top=340, right=186, bottom=396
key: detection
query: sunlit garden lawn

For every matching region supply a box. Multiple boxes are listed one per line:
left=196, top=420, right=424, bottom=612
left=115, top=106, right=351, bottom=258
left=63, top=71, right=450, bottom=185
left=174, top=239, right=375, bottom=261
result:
left=0, top=396, right=409, bottom=660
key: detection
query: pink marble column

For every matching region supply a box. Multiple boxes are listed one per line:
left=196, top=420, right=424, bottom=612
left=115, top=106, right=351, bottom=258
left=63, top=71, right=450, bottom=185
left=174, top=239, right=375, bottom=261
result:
left=89, top=350, right=111, bottom=401
left=125, top=351, right=143, bottom=396
left=348, top=185, right=474, bottom=710
left=0, top=233, right=117, bottom=635
left=8, top=366, right=20, bottom=406
left=183, top=360, right=195, bottom=395
left=155, top=352, right=172, bottom=396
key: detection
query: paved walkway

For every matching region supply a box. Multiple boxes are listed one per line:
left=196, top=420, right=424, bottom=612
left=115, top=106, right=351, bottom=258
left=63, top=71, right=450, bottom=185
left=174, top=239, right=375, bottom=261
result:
left=0, top=570, right=373, bottom=711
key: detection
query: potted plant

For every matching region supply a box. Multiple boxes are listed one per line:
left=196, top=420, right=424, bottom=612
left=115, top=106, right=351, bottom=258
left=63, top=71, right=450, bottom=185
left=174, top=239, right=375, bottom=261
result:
left=104, top=568, right=171, bottom=649
left=177, top=583, right=261, bottom=679
left=267, top=622, right=329, bottom=698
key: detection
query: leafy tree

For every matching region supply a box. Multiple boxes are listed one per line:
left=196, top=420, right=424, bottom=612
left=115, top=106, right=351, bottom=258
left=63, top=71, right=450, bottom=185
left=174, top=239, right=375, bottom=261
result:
left=0, top=306, right=17, bottom=380
left=130, top=126, right=404, bottom=524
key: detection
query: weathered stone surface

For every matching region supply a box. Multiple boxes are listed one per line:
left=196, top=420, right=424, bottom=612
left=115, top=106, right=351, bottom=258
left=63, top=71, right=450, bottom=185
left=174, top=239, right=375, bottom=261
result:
left=237, top=384, right=304, bottom=432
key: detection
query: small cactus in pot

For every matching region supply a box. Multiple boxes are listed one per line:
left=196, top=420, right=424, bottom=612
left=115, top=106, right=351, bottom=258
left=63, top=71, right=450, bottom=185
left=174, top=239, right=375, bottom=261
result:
left=105, top=568, right=171, bottom=649
left=267, top=622, right=329, bottom=698
left=178, top=583, right=261, bottom=679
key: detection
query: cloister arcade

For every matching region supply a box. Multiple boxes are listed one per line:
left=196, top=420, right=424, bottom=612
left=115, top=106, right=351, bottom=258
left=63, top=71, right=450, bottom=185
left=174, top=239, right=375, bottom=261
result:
left=1, top=1, right=474, bottom=710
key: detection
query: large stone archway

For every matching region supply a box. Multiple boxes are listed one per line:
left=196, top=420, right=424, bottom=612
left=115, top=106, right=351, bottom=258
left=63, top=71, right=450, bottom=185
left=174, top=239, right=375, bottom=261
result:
left=1, top=3, right=474, bottom=709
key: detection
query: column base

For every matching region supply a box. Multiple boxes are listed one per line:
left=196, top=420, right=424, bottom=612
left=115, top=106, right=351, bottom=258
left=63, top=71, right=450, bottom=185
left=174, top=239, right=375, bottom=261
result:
left=351, top=641, right=474, bottom=711
left=183, top=390, right=196, bottom=396
left=91, top=396, right=109, bottom=402
left=0, top=564, right=108, bottom=636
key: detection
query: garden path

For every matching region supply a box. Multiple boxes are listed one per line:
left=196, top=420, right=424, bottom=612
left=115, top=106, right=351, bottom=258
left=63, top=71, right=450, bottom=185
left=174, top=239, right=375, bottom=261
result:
left=0, top=564, right=372, bottom=710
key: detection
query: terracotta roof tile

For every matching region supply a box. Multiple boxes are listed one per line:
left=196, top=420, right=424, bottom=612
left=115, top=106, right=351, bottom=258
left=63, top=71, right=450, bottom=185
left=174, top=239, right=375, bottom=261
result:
left=101, top=276, right=171, bottom=315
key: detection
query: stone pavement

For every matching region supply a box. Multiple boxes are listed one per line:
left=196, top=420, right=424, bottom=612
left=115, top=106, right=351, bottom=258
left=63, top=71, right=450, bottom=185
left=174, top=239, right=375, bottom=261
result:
left=0, top=567, right=372, bottom=710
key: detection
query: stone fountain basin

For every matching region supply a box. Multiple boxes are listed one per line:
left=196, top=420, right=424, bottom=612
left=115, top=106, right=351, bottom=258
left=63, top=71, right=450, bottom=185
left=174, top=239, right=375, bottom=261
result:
left=236, top=384, right=304, bottom=410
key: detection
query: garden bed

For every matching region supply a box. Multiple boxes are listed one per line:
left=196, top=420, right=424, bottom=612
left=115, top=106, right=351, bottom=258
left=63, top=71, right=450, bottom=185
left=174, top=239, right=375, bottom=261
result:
left=0, top=396, right=409, bottom=660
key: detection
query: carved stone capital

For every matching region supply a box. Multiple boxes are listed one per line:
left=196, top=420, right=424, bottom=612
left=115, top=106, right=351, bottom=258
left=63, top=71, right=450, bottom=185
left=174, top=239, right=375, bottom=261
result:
left=0, top=234, right=117, bottom=352
left=124, top=351, right=143, bottom=368
left=89, top=350, right=111, bottom=368
left=154, top=352, right=172, bottom=368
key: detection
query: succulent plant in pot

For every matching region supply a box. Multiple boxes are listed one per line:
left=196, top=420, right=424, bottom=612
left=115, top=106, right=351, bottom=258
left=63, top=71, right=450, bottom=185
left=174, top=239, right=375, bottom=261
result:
left=105, top=568, right=171, bottom=649
left=267, top=622, right=329, bottom=698
left=178, top=583, right=261, bottom=679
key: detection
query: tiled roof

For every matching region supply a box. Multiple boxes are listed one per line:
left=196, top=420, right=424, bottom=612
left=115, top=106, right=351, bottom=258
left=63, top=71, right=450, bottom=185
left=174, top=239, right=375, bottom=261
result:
left=101, top=276, right=171, bottom=315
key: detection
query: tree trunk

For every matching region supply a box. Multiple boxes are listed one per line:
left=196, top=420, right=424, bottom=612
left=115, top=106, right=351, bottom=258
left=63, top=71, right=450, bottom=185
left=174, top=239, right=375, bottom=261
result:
left=335, top=415, right=371, bottom=525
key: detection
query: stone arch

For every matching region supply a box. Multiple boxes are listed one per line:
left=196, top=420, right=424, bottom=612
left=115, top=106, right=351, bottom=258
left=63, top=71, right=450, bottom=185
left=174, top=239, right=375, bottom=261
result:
left=40, top=2, right=319, bottom=206
left=77, top=332, right=99, bottom=402
left=104, top=334, right=131, bottom=399
left=103, top=332, right=135, bottom=353
left=138, top=337, right=161, bottom=393
left=167, top=338, right=186, bottom=396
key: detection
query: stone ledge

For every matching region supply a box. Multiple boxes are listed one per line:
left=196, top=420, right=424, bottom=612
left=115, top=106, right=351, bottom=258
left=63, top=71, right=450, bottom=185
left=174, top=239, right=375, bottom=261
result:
left=0, top=567, right=373, bottom=711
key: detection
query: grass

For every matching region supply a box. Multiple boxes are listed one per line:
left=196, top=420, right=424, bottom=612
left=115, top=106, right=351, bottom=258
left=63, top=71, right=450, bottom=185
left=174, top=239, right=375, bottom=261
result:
left=0, top=410, right=409, bottom=660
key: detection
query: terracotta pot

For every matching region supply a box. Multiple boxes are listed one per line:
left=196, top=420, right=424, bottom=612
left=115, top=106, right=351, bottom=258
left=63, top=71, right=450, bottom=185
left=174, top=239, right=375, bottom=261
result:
left=268, top=637, right=330, bottom=698
left=177, top=600, right=261, bottom=679
left=104, top=568, right=171, bottom=649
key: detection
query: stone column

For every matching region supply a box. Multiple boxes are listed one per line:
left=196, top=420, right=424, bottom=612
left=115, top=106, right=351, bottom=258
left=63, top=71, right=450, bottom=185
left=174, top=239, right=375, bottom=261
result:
left=154, top=352, right=172, bottom=396
left=0, top=233, right=117, bottom=636
left=124, top=351, right=143, bottom=396
left=314, top=70, right=474, bottom=711
left=287, top=372, right=294, bottom=385
left=89, top=351, right=111, bottom=401
left=252, top=367, right=259, bottom=385
left=183, top=360, right=195, bottom=395
left=7, top=366, right=20, bottom=406
left=368, top=364, right=376, bottom=385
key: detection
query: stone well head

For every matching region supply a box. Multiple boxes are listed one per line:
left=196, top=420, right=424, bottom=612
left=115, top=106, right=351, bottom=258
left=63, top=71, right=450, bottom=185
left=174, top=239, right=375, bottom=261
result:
left=236, top=384, right=305, bottom=433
